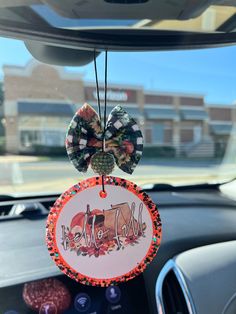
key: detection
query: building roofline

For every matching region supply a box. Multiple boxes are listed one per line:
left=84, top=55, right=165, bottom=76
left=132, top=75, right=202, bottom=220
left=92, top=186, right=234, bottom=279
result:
left=16, top=98, right=74, bottom=105
left=3, top=60, right=84, bottom=80
left=144, top=89, right=205, bottom=99
left=84, top=81, right=143, bottom=90
left=206, top=103, right=236, bottom=108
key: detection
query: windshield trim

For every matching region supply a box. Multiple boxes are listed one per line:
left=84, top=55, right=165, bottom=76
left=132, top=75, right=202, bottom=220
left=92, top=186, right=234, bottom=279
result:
left=1, top=18, right=236, bottom=51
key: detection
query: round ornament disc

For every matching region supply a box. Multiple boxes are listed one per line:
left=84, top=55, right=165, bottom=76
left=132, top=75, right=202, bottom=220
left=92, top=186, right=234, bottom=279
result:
left=46, top=176, right=162, bottom=287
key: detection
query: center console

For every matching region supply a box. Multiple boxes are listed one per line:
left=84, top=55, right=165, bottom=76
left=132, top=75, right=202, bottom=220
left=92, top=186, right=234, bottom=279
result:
left=0, top=274, right=149, bottom=314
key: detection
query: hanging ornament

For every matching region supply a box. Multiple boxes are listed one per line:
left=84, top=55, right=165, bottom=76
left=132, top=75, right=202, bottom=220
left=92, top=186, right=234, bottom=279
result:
left=46, top=51, right=162, bottom=287
left=90, top=151, right=115, bottom=175
left=46, top=176, right=161, bottom=286
left=66, top=103, right=143, bottom=175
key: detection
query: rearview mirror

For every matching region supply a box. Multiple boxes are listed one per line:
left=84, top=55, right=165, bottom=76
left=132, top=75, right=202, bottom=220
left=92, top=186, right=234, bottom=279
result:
left=25, top=41, right=100, bottom=66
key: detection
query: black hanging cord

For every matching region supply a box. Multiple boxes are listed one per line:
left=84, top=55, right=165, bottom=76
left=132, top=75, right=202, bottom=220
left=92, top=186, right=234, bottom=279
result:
left=104, top=50, right=108, bottom=136
left=93, top=50, right=102, bottom=122
left=93, top=50, right=108, bottom=194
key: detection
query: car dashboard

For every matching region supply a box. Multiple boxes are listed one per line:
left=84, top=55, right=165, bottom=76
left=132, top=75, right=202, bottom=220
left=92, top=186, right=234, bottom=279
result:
left=1, top=274, right=148, bottom=313
left=1, top=187, right=236, bottom=314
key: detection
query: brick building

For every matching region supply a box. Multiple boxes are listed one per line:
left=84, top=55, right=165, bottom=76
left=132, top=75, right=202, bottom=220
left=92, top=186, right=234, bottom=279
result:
left=3, top=60, right=236, bottom=157
left=3, top=61, right=84, bottom=154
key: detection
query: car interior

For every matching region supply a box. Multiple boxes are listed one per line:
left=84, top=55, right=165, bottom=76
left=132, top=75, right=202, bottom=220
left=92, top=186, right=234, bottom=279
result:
left=1, top=1, right=236, bottom=314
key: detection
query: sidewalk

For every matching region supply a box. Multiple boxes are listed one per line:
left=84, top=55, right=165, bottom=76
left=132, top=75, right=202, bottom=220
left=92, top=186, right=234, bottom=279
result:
left=0, top=154, right=221, bottom=167
left=0, top=155, right=42, bottom=163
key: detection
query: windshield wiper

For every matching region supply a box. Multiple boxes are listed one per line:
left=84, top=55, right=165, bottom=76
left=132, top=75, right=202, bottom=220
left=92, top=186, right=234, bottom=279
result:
left=0, top=193, right=59, bottom=202
left=0, top=178, right=235, bottom=201
left=0, top=195, right=15, bottom=201
left=142, top=182, right=223, bottom=192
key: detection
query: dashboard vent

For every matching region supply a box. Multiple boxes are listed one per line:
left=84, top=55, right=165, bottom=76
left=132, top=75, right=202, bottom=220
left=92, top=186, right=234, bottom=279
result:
left=156, top=260, right=195, bottom=314
left=105, top=0, right=148, bottom=4
left=162, top=270, right=189, bottom=314
left=0, top=196, right=57, bottom=219
left=0, top=204, right=13, bottom=217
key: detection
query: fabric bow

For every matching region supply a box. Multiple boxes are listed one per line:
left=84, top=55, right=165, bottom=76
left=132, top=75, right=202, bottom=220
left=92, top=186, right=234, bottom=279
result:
left=66, top=103, right=143, bottom=174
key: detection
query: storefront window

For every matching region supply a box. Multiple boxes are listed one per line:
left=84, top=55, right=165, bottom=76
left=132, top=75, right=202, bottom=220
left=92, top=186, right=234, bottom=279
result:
left=152, top=123, right=164, bottom=144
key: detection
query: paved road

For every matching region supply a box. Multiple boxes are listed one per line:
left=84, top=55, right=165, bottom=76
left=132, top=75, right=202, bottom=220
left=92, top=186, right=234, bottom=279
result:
left=0, top=158, right=226, bottom=195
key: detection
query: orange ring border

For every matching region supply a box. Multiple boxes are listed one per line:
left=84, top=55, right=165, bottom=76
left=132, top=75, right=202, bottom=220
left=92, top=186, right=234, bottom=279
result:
left=46, top=176, right=162, bottom=287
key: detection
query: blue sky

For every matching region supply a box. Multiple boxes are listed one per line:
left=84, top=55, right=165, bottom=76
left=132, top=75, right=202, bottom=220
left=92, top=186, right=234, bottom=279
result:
left=0, top=37, right=236, bottom=105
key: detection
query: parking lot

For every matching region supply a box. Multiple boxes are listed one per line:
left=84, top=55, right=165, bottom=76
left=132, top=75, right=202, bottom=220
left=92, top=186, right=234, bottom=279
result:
left=0, top=156, right=228, bottom=195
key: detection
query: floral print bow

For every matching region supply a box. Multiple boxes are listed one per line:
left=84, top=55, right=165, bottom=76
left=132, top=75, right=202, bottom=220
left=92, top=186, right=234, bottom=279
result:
left=66, top=103, right=143, bottom=174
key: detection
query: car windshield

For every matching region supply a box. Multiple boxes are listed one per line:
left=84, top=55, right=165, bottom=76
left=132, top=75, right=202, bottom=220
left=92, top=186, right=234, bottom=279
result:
left=0, top=37, right=236, bottom=195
